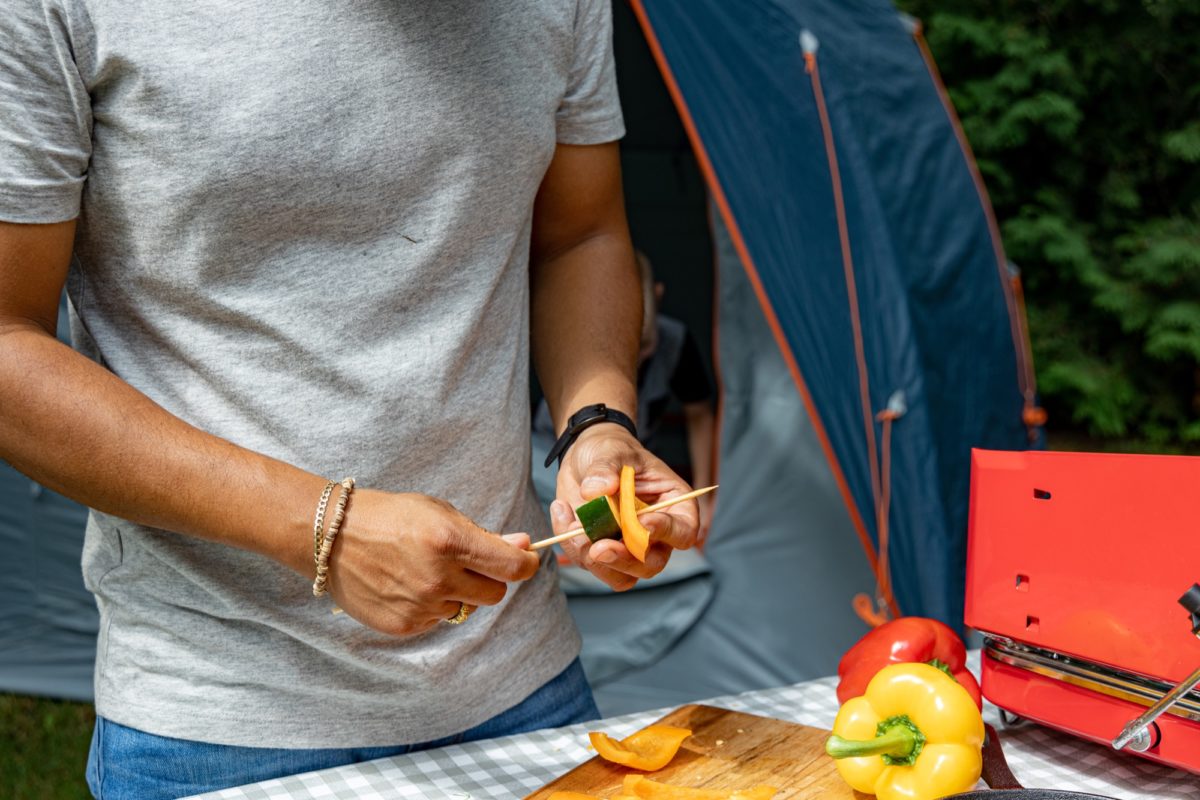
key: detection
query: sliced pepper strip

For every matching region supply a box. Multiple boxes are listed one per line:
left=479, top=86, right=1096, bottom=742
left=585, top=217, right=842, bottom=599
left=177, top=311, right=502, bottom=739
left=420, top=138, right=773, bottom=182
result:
left=589, top=724, right=692, bottom=771
left=622, top=775, right=777, bottom=799
left=619, top=465, right=651, bottom=562
left=607, top=493, right=648, bottom=517
left=728, top=790, right=778, bottom=800
left=826, top=662, right=983, bottom=800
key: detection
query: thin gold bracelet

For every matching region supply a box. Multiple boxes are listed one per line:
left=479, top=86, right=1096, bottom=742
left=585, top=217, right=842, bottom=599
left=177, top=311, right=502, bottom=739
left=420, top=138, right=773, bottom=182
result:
left=313, top=477, right=355, bottom=597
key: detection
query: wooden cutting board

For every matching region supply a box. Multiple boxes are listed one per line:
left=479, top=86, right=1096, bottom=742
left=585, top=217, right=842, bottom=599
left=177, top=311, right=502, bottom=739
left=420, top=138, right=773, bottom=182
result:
left=525, top=704, right=867, bottom=799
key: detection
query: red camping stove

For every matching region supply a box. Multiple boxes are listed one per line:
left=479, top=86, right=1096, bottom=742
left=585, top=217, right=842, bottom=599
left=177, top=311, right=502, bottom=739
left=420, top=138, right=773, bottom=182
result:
left=965, top=449, right=1200, bottom=774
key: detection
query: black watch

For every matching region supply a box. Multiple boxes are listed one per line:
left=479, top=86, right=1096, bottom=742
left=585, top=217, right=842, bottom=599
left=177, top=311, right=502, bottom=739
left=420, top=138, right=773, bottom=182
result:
left=543, top=403, right=638, bottom=468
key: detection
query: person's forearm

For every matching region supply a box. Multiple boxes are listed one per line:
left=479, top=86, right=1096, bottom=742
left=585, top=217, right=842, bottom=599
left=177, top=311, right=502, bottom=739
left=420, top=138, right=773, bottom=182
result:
left=530, top=231, right=641, bottom=432
left=684, top=402, right=715, bottom=488
left=0, top=322, right=320, bottom=575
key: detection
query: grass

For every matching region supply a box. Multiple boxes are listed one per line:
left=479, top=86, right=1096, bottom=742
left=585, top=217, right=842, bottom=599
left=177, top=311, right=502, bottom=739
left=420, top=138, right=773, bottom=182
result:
left=0, top=694, right=94, bottom=800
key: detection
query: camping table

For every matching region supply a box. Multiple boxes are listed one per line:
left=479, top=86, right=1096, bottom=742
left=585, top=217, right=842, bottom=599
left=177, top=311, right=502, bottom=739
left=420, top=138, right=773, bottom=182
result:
left=187, top=654, right=1199, bottom=800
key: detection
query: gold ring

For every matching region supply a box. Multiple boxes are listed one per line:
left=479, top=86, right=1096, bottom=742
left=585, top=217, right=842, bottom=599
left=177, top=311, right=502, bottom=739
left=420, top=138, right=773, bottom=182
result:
left=443, top=602, right=472, bottom=625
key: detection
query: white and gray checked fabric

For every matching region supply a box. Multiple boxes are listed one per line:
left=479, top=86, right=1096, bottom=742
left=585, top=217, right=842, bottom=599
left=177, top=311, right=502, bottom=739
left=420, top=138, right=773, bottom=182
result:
left=187, top=657, right=1199, bottom=800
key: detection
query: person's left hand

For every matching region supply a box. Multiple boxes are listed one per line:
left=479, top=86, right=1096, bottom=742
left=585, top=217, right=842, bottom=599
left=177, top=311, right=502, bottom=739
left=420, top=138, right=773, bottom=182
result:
left=551, top=424, right=699, bottom=591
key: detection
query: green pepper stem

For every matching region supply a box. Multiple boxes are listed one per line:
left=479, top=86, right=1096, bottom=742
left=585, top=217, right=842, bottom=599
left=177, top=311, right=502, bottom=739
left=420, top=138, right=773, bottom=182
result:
left=928, top=658, right=958, bottom=683
left=825, top=725, right=917, bottom=760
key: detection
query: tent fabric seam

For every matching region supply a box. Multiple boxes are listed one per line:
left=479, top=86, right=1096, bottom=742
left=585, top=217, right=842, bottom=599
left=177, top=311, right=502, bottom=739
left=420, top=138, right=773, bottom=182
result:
left=704, top=200, right=723, bottom=551
left=805, top=49, right=901, bottom=619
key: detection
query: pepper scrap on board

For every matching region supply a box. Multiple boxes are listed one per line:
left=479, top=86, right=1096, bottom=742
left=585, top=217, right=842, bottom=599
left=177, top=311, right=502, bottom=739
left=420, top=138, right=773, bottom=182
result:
left=623, top=775, right=778, bottom=799
left=825, top=662, right=984, bottom=800
left=836, top=617, right=983, bottom=709
left=589, top=724, right=694, bottom=771
left=547, top=775, right=777, bottom=800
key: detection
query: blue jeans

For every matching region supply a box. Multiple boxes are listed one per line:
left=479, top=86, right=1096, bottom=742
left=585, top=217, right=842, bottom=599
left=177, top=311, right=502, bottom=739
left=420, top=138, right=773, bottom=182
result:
left=86, top=658, right=598, bottom=799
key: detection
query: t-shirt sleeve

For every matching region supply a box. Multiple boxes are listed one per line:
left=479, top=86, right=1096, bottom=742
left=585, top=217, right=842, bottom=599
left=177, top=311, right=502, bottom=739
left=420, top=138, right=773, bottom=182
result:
left=0, top=0, right=92, bottom=223
left=670, top=330, right=715, bottom=405
left=555, top=0, right=626, bottom=145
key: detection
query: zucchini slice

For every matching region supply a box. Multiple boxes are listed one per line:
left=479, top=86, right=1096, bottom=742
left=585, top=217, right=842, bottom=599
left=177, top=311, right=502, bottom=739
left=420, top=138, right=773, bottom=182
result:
left=575, top=495, right=623, bottom=543
left=573, top=481, right=650, bottom=545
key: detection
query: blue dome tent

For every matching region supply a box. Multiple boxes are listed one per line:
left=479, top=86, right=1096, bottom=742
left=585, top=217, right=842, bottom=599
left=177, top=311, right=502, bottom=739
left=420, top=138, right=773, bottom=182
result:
left=637, top=0, right=1038, bottom=619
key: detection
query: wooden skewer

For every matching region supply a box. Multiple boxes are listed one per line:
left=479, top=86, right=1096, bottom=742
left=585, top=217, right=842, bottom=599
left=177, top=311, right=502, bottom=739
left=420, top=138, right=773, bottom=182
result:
left=530, top=484, right=718, bottom=551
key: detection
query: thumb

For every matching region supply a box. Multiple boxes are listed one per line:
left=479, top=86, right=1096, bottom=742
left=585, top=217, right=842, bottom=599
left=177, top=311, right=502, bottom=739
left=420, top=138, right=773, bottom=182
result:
left=578, top=456, right=621, bottom=500
left=549, top=500, right=576, bottom=535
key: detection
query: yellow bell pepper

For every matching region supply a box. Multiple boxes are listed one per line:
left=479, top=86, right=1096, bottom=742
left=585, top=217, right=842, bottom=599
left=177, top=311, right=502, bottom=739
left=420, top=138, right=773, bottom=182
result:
left=825, top=662, right=984, bottom=800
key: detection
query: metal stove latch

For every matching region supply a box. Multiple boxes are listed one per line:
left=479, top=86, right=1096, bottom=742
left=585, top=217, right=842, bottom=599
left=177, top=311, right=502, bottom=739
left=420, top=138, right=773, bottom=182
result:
left=1112, top=583, right=1200, bottom=752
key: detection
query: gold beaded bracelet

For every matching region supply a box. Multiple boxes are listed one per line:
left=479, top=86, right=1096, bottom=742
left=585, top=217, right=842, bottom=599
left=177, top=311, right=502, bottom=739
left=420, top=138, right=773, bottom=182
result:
left=313, top=477, right=355, bottom=597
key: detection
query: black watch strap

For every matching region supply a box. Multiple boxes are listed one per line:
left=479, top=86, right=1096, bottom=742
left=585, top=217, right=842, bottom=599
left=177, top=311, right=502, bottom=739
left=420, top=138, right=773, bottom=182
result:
left=543, top=403, right=638, bottom=468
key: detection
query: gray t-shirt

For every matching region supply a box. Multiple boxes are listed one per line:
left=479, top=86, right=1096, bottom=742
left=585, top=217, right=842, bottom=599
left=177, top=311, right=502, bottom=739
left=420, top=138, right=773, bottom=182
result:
left=1, top=0, right=624, bottom=747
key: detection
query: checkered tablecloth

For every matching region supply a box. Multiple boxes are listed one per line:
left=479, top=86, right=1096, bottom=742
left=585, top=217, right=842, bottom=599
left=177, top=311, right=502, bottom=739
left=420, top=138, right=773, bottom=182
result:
left=188, top=662, right=1199, bottom=800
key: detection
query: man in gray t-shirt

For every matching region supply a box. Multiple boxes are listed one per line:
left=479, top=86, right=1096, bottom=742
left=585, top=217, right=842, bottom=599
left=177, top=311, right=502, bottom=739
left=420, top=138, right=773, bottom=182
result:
left=0, top=1, right=699, bottom=795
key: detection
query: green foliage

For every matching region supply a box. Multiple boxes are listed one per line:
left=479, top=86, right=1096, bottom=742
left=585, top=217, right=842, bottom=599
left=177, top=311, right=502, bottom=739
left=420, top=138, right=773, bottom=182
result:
left=1165, top=123, right=1200, bottom=164
left=898, top=0, right=1200, bottom=448
left=0, top=694, right=94, bottom=799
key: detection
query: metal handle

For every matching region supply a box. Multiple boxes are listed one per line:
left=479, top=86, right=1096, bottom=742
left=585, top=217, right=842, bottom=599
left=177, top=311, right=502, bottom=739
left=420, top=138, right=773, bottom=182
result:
left=1112, top=664, right=1200, bottom=751
left=1112, top=583, right=1200, bottom=752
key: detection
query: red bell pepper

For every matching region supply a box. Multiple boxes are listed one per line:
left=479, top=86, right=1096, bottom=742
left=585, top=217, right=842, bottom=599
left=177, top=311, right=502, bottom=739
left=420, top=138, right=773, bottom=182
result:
left=836, top=617, right=982, bottom=709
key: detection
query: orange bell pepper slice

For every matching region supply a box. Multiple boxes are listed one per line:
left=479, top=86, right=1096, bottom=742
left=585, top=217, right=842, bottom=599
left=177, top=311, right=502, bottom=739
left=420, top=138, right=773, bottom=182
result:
left=622, top=775, right=778, bottom=800
left=619, top=465, right=651, bottom=562
left=728, top=789, right=778, bottom=800
left=589, top=724, right=693, bottom=771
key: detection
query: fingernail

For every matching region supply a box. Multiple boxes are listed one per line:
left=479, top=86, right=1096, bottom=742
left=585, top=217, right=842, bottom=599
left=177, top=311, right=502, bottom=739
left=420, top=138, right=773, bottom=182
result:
left=502, top=533, right=530, bottom=548
left=595, top=550, right=618, bottom=564
left=551, top=501, right=571, bottom=523
left=581, top=476, right=608, bottom=492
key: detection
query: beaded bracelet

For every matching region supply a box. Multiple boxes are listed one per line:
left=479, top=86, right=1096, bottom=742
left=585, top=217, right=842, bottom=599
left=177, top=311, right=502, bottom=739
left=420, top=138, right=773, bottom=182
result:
left=313, top=477, right=355, bottom=597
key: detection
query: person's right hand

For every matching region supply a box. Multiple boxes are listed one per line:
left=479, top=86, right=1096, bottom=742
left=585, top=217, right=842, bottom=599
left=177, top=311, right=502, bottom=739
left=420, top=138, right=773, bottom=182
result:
left=325, top=489, right=540, bottom=636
